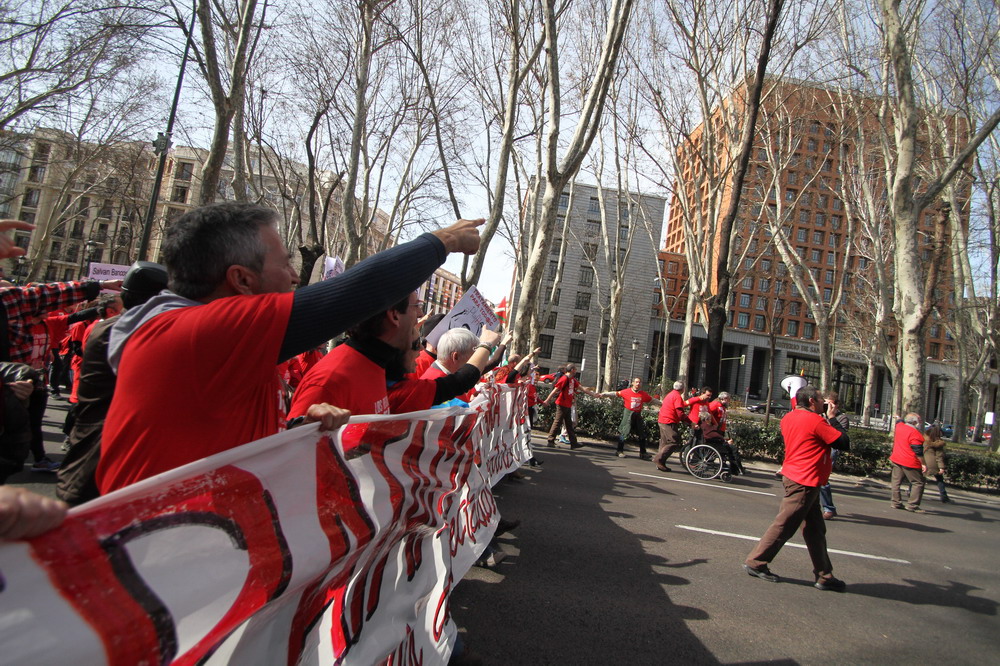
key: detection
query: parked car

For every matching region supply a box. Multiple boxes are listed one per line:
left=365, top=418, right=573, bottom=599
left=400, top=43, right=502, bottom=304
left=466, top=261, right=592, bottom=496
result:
left=747, top=401, right=788, bottom=415
left=926, top=422, right=954, bottom=439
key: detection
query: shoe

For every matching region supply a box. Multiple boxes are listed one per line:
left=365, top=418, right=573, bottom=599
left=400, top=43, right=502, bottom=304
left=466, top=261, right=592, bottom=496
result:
left=569, top=442, right=584, bottom=449
left=905, top=506, right=926, bottom=514
left=546, top=440, right=556, bottom=448
left=559, top=436, right=570, bottom=444
left=744, top=564, right=780, bottom=583
left=31, top=459, right=61, bottom=472
left=822, top=511, right=836, bottom=520
left=890, top=503, right=905, bottom=510
left=617, top=452, right=626, bottom=458
left=639, top=453, right=652, bottom=461
left=774, top=471, right=783, bottom=480
left=941, top=497, right=951, bottom=503
left=814, top=576, right=847, bottom=592
left=655, top=464, right=671, bottom=473
left=496, top=518, right=521, bottom=535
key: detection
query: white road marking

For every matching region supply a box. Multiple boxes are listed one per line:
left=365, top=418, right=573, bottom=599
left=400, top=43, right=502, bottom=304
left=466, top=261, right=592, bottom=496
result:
left=630, top=472, right=776, bottom=496
left=675, top=524, right=911, bottom=564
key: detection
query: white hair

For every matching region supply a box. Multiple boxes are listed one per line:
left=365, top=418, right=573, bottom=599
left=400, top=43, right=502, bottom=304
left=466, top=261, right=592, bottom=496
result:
left=437, top=328, right=480, bottom=359
left=718, top=392, right=730, bottom=400
left=673, top=381, right=684, bottom=390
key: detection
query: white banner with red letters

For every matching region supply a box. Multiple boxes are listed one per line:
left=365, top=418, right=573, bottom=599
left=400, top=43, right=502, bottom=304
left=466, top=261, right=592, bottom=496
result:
left=0, top=385, right=532, bottom=665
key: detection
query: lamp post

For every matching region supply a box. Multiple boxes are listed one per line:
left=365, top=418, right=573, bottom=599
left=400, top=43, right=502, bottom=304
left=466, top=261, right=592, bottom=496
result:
left=630, top=338, right=639, bottom=382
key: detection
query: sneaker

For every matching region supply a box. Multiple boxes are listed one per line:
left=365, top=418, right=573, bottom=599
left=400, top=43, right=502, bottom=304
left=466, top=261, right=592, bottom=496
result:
left=655, top=464, right=671, bottom=473
left=890, top=503, right=905, bottom=510
left=559, top=436, right=570, bottom=444
left=814, top=576, right=847, bottom=592
left=31, top=459, right=61, bottom=473
left=744, top=564, right=780, bottom=583
left=617, top=452, right=626, bottom=458
left=496, top=518, right=521, bottom=535
left=905, top=506, right=926, bottom=514
left=569, top=442, right=584, bottom=449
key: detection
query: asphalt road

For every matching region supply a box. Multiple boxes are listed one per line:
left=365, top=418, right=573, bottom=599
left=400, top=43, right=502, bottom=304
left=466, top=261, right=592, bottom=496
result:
left=452, top=434, right=1000, bottom=665
left=10, top=401, right=999, bottom=664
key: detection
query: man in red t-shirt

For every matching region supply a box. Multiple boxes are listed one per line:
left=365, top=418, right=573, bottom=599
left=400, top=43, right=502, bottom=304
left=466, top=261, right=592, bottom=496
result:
left=97, top=203, right=483, bottom=494
left=600, top=377, right=659, bottom=459
left=745, top=385, right=849, bottom=591
left=542, top=364, right=597, bottom=449
left=654, top=381, right=711, bottom=472
left=890, top=413, right=927, bottom=513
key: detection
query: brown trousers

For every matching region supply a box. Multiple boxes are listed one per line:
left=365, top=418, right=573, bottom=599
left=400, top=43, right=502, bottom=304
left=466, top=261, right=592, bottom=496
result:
left=654, top=422, right=682, bottom=466
left=547, top=405, right=577, bottom=446
left=746, top=478, right=833, bottom=580
left=890, top=462, right=925, bottom=508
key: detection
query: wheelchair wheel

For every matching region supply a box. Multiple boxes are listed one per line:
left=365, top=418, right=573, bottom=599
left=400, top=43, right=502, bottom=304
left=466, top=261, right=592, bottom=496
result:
left=720, top=471, right=733, bottom=483
left=685, top=443, right=723, bottom=480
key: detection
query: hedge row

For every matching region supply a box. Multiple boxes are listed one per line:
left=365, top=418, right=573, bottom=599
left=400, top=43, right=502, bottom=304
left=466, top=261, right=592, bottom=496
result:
left=531, top=385, right=1000, bottom=492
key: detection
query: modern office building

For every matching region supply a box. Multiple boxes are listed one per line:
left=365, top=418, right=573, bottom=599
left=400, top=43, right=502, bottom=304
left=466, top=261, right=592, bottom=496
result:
left=510, top=181, right=666, bottom=389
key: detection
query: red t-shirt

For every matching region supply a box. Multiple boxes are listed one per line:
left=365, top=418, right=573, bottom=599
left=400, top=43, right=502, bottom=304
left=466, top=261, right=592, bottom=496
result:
left=707, top=400, right=727, bottom=433
left=658, top=390, right=687, bottom=424
left=420, top=362, right=475, bottom=402
left=551, top=374, right=580, bottom=408
left=97, top=293, right=294, bottom=494
left=289, top=343, right=391, bottom=418
left=891, top=422, right=924, bottom=469
left=44, top=312, right=70, bottom=351
left=387, top=378, right=438, bottom=413
left=69, top=319, right=100, bottom=403
left=526, top=382, right=538, bottom=406
left=403, top=349, right=436, bottom=381
left=779, top=408, right=842, bottom=487
left=618, top=388, right=653, bottom=413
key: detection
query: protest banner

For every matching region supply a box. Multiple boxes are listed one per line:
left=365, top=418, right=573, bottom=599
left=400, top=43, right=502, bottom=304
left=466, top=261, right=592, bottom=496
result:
left=424, top=287, right=500, bottom=347
left=0, top=385, right=532, bottom=665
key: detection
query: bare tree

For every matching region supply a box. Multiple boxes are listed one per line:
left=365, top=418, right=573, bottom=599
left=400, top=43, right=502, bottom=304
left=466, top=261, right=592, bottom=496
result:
left=511, top=0, right=636, bottom=350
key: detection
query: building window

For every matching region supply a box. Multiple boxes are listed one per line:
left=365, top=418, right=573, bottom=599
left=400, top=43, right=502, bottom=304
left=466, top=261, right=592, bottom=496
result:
left=823, top=288, right=832, bottom=302
left=812, top=231, right=823, bottom=244
left=539, top=334, right=554, bottom=359
left=737, top=313, right=749, bottom=328
left=827, top=252, right=836, bottom=266
left=583, top=243, right=598, bottom=260
left=739, top=294, right=751, bottom=307
left=175, top=162, right=194, bottom=181
left=572, top=316, right=588, bottom=334
left=545, top=311, right=558, bottom=329
left=741, top=276, right=752, bottom=289
left=574, top=292, right=591, bottom=310
left=28, top=165, right=46, bottom=182
left=759, top=278, right=770, bottom=292
left=796, top=228, right=807, bottom=242
left=23, top=188, right=40, bottom=207
left=928, top=341, right=940, bottom=357
left=829, top=233, right=840, bottom=247
left=787, top=320, right=799, bottom=336
left=578, top=266, right=594, bottom=287
left=588, top=197, right=600, bottom=213
left=756, top=296, right=768, bottom=310
left=559, top=193, right=569, bottom=209
left=65, top=243, right=78, bottom=262
left=803, top=322, right=815, bottom=338
left=548, top=261, right=558, bottom=279
left=810, top=249, right=822, bottom=262
left=789, top=301, right=800, bottom=315
left=667, top=261, right=678, bottom=274
left=807, top=138, right=817, bottom=151
left=550, top=238, right=562, bottom=255
left=551, top=288, right=560, bottom=306
left=665, top=278, right=676, bottom=290
left=824, top=269, right=834, bottom=284
left=754, top=315, right=765, bottom=331
left=568, top=339, right=585, bottom=363
left=50, top=241, right=63, bottom=260
left=586, top=220, right=599, bottom=236
left=831, top=215, right=841, bottom=228
left=788, top=171, right=798, bottom=184
left=618, top=225, right=629, bottom=241
left=171, top=185, right=189, bottom=203
left=833, top=198, right=843, bottom=210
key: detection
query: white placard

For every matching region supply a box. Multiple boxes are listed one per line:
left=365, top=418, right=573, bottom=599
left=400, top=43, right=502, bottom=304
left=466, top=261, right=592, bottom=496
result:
left=87, top=262, right=131, bottom=281
left=425, top=286, right=500, bottom=346
left=322, top=256, right=345, bottom=280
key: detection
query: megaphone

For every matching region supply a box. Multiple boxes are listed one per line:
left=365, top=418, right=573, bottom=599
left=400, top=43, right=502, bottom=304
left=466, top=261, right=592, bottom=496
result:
left=780, top=375, right=807, bottom=399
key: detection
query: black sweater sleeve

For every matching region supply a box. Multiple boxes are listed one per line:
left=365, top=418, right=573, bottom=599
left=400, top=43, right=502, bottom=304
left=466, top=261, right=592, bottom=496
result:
left=279, top=233, right=446, bottom=362
left=432, top=364, right=481, bottom=404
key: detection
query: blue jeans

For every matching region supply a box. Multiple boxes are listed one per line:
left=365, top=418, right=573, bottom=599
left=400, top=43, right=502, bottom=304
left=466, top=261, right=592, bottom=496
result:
left=819, top=449, right=839, bottom=513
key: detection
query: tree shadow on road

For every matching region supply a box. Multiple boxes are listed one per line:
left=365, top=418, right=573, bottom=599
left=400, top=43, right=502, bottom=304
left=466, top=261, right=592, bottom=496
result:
left=844, top=578, right=998, bottom=615
left=832, top=513, right=951, bottom=533
left=451, top=449, right=722, bottom=665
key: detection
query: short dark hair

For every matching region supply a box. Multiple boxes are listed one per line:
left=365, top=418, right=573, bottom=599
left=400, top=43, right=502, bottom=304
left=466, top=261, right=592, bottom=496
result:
left=796, top=384, right=822, bottom=408
left=347, top=294, right=410, bottom=340
left=161, top=202, right=277, bottom=300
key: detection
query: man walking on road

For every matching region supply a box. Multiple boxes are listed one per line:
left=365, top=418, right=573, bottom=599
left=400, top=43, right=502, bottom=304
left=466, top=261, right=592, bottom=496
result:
left=600, top=377, right=658, bottom=459
left=543, top=364, right=597, bottom=449
left=744, top=384, right=850, bottom=591
left=654, top=381, right=710, bottom=472
left=890, top=413, right=927, bottom=513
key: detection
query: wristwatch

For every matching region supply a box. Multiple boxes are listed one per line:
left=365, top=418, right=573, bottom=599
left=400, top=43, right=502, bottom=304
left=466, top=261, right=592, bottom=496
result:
left=475, top=343, right=493, bottom=353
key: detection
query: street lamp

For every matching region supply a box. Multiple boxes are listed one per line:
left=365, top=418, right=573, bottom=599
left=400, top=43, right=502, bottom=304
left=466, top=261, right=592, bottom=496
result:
left=630, top=338, right=639, bottom=382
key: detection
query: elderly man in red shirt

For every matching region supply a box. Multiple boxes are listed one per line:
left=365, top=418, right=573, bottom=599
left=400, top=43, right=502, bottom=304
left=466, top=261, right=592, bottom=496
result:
left=744, top=384, right=850, bottom=591
left=654, top=381, right=711, bottom=472
left=890, top=412, right=927, bottom=513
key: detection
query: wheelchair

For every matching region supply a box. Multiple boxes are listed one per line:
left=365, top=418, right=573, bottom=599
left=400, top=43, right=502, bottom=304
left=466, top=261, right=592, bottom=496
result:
left=683, top=435, right=747, bottom=483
